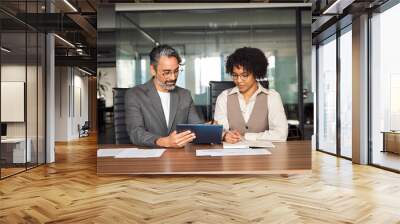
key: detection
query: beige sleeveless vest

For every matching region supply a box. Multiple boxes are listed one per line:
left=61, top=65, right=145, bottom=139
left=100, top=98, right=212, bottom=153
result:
left=227, top=90, right=269, bottom=135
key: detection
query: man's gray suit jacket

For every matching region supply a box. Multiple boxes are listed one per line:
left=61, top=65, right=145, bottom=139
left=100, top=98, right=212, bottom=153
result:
left=125, top=79, right=204, bottom=147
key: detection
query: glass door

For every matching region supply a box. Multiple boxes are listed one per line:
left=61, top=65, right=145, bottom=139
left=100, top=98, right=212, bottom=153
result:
left=317, top=35, right=337, bottom=154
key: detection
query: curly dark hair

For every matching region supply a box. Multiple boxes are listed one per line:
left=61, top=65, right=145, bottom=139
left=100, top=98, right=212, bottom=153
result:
left=226, top=47, right=269, bottom=79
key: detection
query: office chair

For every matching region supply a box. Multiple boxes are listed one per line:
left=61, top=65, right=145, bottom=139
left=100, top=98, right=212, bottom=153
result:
left=113, top=88, right=132, bottom=144
left=78, top=121, right=90, bottom=138
left=209, top=80, right=269, bottom=120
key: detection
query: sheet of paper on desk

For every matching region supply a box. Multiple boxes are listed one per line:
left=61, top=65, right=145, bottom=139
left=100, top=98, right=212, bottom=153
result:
left=244, top=140, right=275, bottom=148
left=223, top=140, right=275, bottom=149
left=97, top=149, right=127, bottom=157
left=196, top=148, right=271, bottom=156
left=223, top=142, right=250, bottom=149
left=114, top=148, right=166, bottom=158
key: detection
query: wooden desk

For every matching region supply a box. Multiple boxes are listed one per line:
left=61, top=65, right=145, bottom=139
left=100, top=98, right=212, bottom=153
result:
left=382, top=131, right=400, bottom=154
left=1, top=138, right=32, bottom=164
left=97, top=141, right=311, bottom=175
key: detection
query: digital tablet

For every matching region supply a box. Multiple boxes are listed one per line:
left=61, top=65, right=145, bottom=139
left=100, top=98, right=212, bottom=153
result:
left=176, top=124, right=223, bottom=144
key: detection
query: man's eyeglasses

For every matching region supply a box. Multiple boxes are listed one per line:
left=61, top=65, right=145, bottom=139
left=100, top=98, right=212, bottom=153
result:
left=160, top=68, right=183, bottom=78
left=231, top=72, right=250, bottom=81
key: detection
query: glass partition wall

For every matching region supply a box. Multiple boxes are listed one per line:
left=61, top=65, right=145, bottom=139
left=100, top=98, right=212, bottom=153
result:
left=316, top=25, right=352, bottom=158
left=315, top=0, right=400, bottom=171
left=0, top=1, right=46, bottom=179
left=370, top=2, right=400, bottom=171
left=116, top=9, right=301, bottom=105
left=98, top=5, right=312, bottom=144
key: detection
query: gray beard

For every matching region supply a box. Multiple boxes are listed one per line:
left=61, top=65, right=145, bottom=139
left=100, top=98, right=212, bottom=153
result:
left=155, top=76, right=176, bottom=91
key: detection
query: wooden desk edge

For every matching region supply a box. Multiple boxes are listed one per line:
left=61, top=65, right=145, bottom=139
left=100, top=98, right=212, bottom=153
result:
left=97, top=169, right=312, bottom=176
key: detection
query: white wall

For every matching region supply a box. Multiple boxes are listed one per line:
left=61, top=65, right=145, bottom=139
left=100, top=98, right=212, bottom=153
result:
left=1, top=65, right=26, bottom=134
left=1, top=64, right=47, bottom=164
left=55, top=67, right=89, bottom=141
left=1, top=65, right=34, bottom=138
left=72, top=73, right=89, bottom=138
left=55, top=66, right=68, bottom=141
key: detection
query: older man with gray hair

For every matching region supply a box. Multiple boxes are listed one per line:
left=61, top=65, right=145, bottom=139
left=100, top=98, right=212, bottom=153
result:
left=125, top=44, right=204, bottom=147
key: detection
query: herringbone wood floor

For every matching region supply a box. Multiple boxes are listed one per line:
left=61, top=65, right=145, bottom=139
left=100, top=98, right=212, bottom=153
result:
left=1, top=135, right=400, bottom=224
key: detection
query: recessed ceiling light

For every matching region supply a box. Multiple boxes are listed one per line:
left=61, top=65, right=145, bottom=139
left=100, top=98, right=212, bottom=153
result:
left=54, top=34, right=75, bottom=48
left=323, top=0, right=354, bottom=15
left=78, top=67, right=93, bottom=76
left=1, top=47, right=11, bottom=53
left=63, top=0, right=78, bottom=12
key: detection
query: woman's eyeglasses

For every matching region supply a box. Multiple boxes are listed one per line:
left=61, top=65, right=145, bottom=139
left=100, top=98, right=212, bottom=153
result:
left=231, top=72, right=250, bottom=81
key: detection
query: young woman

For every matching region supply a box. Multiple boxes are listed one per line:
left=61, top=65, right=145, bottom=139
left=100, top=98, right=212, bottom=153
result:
left=214, top=47, right=288, bottom=143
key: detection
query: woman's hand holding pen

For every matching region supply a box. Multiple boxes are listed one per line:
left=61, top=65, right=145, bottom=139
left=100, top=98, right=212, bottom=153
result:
left=223, top=130, right=242, bottom=143
left=206, top=120, right=241, bottom=143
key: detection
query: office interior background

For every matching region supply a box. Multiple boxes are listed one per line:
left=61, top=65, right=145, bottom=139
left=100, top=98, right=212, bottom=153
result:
left=1, top=0, right=398, bottom=178
left=97, top=4, right=313, bottom=145
left=0, top=0, right=400, bottom=222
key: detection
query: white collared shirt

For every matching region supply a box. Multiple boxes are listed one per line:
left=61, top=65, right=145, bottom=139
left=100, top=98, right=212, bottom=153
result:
left=214, top=83, right=288, bottom=142
left=157, top=91, right=170, bottom=126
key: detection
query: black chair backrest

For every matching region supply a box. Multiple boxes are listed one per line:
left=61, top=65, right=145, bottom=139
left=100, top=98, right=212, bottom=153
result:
left=209, top=81, right=235, bottom=120
left=113, top=88, right=131, bottom=144
left=82, top=121, right=90, bottom=130
left=209, top=80, right=269, bottom=120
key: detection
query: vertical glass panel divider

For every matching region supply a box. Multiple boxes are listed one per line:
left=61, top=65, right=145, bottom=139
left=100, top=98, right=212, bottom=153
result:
left=336, top=29, right=341, bottom=157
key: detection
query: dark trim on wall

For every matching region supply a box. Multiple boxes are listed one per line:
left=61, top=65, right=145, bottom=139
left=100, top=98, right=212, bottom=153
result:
left=36, top=21, right=39, bottom=167
left=116, top=6, right=311, bottom=14
left=296, top=8, right=305, bottom=139
left=59, top=68, right=62, bottom=117
left=313, top=15, right=352, bottom=45
left=315, top=44, right=319, bottom=150
left=72, top=68, right=75, bottom=118
left=374, top=0, right=400, bottom=13
left=370, top=164, right=400, bottom=174
left=44, top=29, right=48, bottom=165
left=367, top=11, right=373, bottom=165
left=80, top=88, right=82, bottom=117
left=33, top=0, right=39, bottom=167
left=69, top=67, right=71, bottom=118
left=317, top=149, right=352, bottom=161
left=25, top=5, right=28, bottom=171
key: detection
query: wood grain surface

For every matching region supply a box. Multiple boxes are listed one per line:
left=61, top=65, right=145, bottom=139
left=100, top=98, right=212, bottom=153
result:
left=97, top=142, right=312, bottom=175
